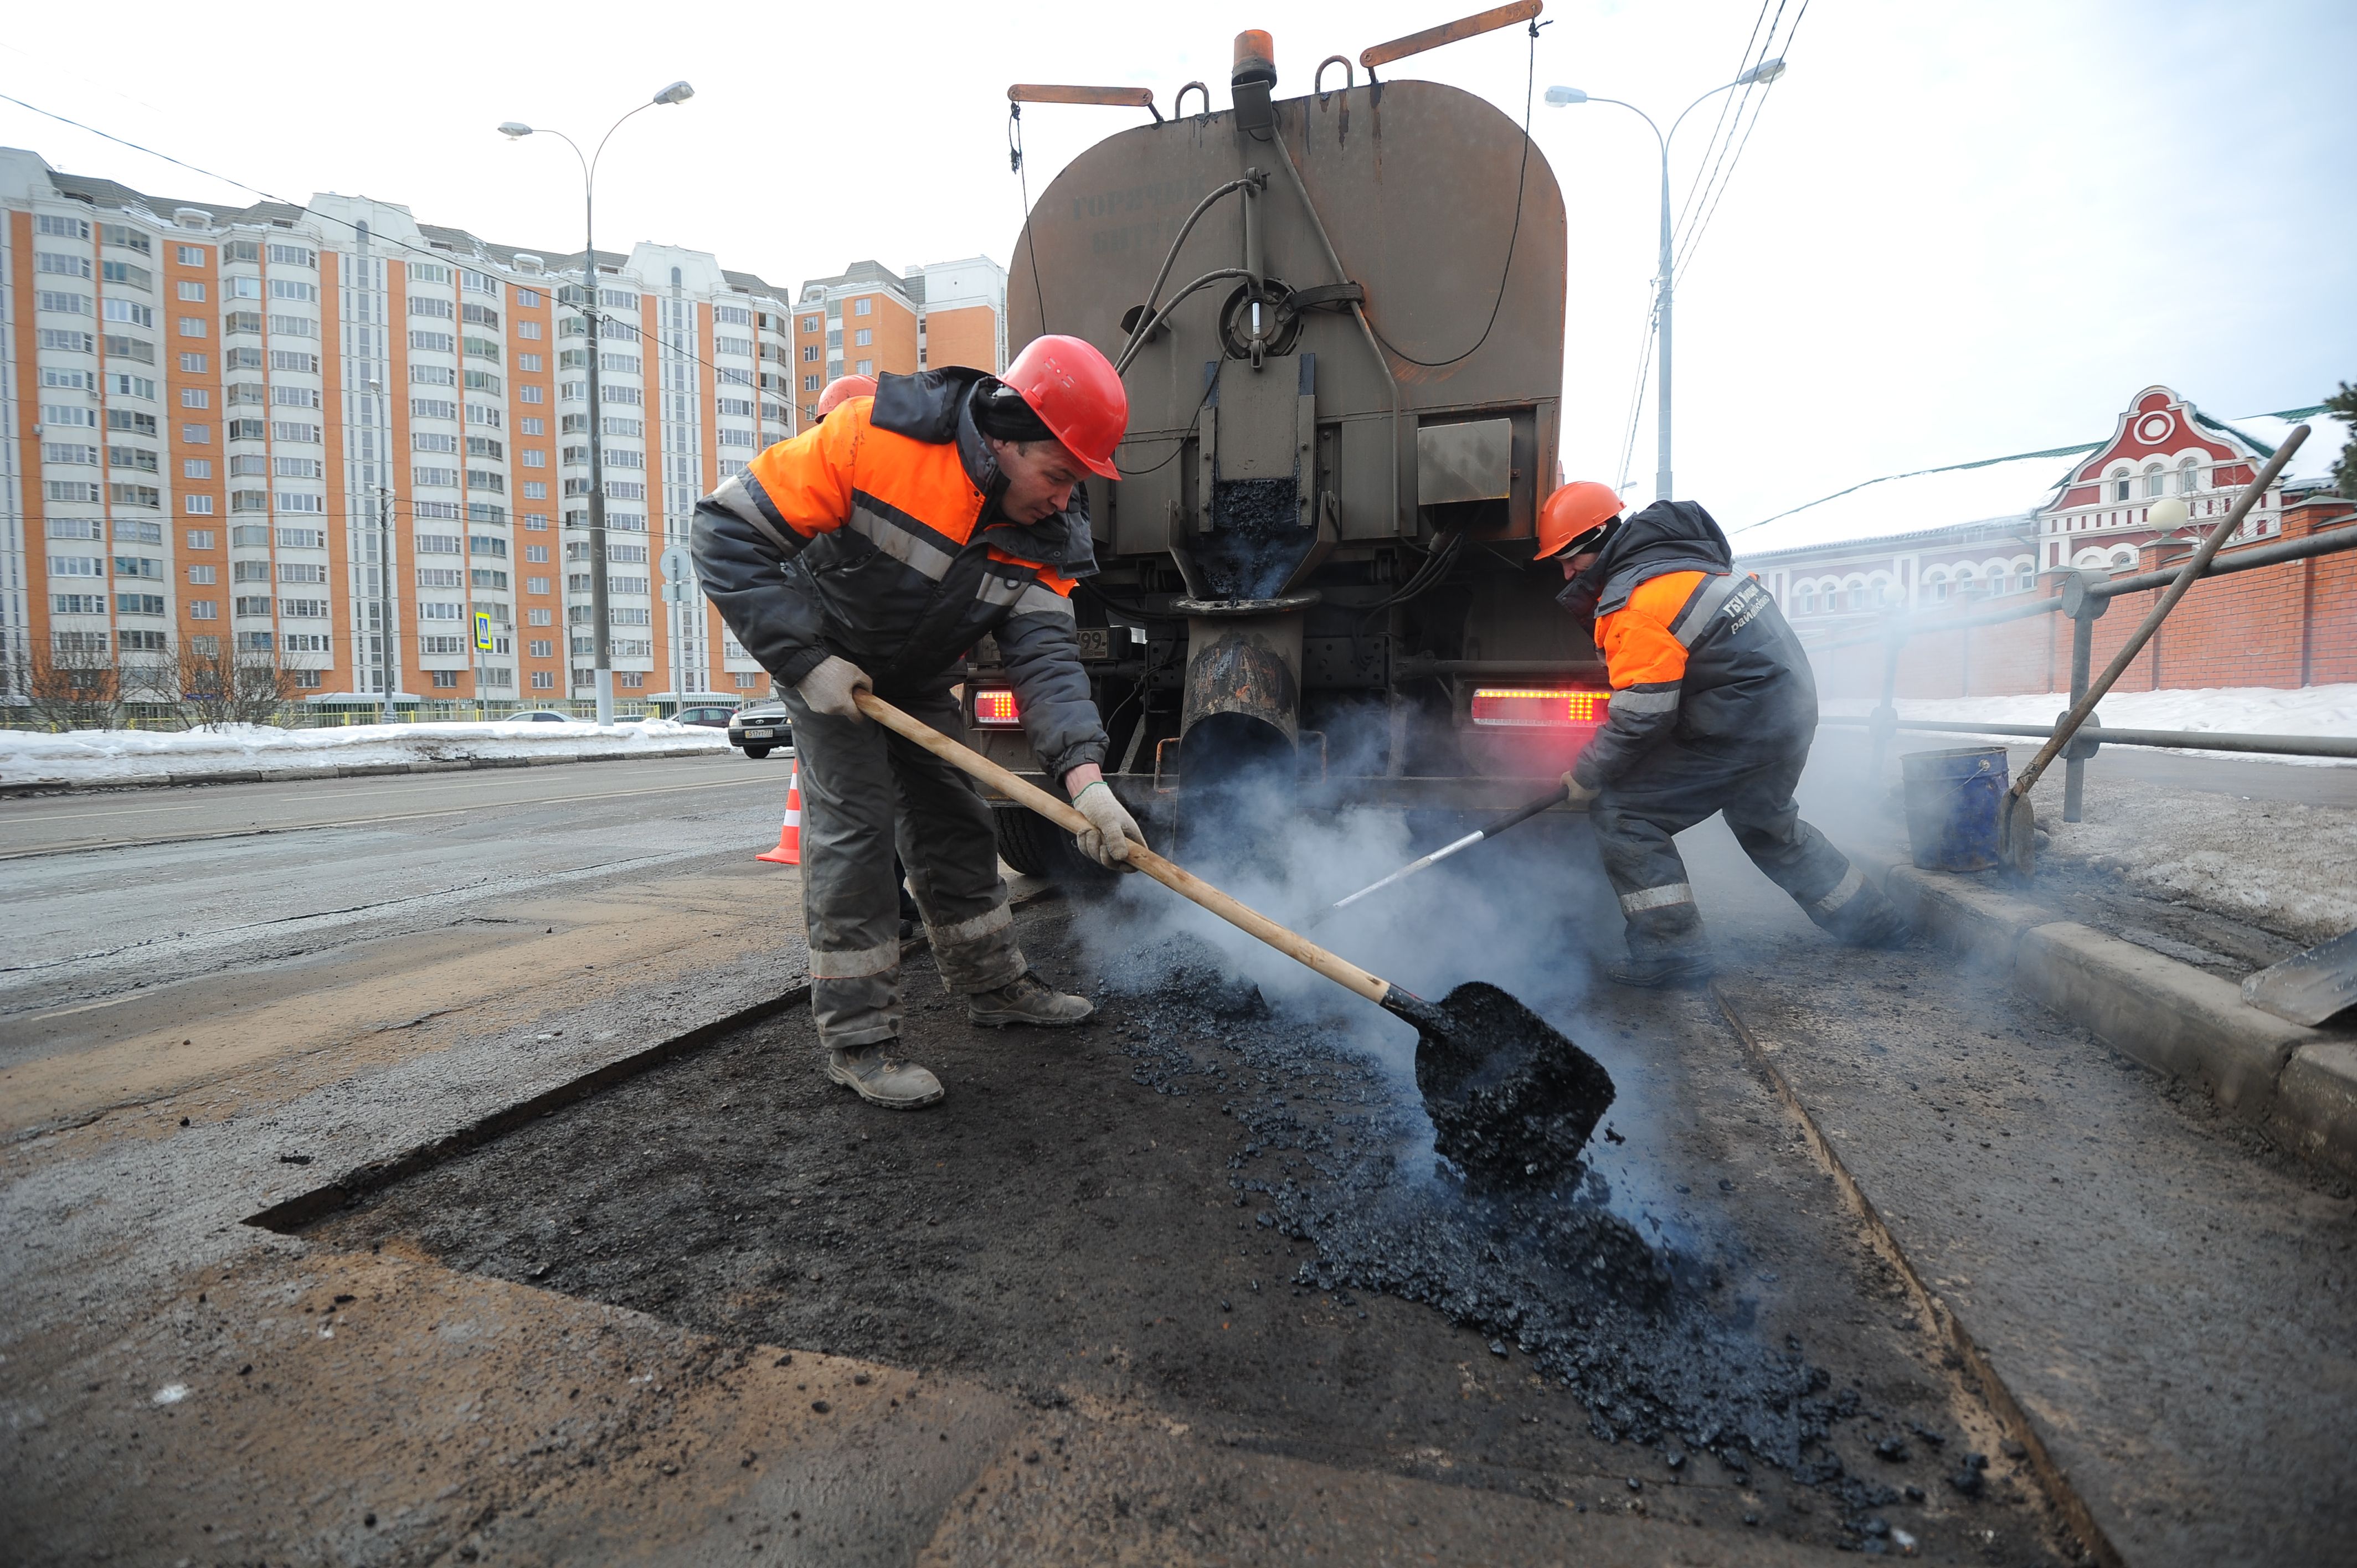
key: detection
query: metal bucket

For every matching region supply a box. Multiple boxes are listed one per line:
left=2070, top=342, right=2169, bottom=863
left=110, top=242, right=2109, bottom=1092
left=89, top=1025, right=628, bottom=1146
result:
left=1900, top=746, right=2009, bottom=872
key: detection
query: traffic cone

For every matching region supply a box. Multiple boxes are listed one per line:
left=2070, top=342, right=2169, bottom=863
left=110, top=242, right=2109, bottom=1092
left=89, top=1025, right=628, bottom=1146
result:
left=757, top=756, right=802, bottom=865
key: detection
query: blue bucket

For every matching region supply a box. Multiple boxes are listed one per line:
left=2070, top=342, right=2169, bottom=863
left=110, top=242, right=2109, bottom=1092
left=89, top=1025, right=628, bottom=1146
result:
left=1900, top=746, right=2009, bottom=872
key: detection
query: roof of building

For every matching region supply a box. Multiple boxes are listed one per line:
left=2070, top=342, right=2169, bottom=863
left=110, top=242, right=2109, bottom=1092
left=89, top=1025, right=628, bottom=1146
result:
left=33, top=157, right=791, bottom=299
left=1730, top=403, right=2339, bottom=560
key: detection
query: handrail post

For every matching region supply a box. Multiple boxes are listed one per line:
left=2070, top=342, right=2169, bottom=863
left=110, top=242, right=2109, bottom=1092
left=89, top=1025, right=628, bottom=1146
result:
left=2058, top=568, right=2108, bottom=823
left=1869, top=620, right=1903, bottom=779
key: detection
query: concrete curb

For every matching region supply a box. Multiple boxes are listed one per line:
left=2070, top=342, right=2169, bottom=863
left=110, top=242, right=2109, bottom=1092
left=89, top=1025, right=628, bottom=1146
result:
left=1, top=744, right=731, bottom=797
left=1857, top=850, right=2357, bottom=1180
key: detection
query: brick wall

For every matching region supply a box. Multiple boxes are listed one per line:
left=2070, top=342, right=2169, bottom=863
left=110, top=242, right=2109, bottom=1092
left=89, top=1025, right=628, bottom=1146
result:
left=1812, top=495, right=2355, bottom=699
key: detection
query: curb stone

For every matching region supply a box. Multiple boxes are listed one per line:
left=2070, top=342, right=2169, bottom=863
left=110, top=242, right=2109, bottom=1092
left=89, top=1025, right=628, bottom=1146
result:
left=1858, top=850, right=2356, bottom=1180
left=1, top=744, right=728, bottom=797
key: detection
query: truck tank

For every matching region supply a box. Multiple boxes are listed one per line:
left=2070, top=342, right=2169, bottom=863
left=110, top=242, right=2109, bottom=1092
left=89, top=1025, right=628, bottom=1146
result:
left=965, top=19, right=1612, bottom=875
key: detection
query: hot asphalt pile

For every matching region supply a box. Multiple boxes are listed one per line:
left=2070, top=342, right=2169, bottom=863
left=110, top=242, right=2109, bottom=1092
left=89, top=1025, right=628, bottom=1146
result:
left=304, top=902, right=2076, bottom=1561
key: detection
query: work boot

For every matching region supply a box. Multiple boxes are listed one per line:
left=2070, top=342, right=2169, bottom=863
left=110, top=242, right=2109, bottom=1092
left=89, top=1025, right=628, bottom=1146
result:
left=967, top=970, right=1095, bottom=1028
left=1605, top=948, right=1717, bottom=989
left=825, top=1044, right=945, bottom=1110
left=1814, top=879, right=1913, bottom=950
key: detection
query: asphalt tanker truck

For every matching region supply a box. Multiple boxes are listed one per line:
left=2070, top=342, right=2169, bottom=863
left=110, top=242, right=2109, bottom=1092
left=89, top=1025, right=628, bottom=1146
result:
left=966, top=8, right=1610, bottom=875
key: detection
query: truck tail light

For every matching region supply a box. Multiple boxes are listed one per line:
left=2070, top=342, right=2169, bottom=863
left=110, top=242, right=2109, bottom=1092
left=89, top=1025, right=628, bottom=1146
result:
left=1469, top=687, right=1608, bottom=728
left=972, top=687, right=1021, bottom=728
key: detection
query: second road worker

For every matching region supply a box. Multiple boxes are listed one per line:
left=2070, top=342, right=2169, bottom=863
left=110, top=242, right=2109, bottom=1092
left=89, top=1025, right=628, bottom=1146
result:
left=694, top=337, right=1146, bottom=1110
left=1542, top=481, right=1910, bottom=986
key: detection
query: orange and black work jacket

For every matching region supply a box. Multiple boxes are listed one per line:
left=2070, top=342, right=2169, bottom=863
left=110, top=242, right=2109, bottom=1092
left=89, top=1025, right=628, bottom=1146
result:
left=1558, top=500, right=1818, bottom=790
left=692, top=368, right=1109, bottom=778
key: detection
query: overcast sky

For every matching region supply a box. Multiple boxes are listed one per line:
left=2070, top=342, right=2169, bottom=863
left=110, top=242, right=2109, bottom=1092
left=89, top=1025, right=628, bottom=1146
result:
left=5, top=0, right=2350, bottom=525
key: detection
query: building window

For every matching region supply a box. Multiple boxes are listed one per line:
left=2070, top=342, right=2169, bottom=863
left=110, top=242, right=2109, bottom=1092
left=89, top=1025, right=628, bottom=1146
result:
left=431, top=670, right=461, bottom=689
left=854, top=298, right=872, bottom=316
left=2178, top=458, right=2200, bottom=494
left=856, top=359, right=873, bottom=376
left=854, top=328, right=873, bottom=347
left=2110, top=467, right=2130, bottom=502
left=1923, top=572, right=1948, bottom=604
left=2143, top=463, right=2164, bottom=498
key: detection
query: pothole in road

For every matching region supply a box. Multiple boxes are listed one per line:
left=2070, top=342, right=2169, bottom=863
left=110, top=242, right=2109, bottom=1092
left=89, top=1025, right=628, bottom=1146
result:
left=294, top=900, right=2077, bottom=1561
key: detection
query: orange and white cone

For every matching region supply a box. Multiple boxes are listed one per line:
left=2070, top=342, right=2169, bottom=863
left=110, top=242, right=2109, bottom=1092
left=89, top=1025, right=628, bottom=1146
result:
left=757, top=756, right=802, bottom=865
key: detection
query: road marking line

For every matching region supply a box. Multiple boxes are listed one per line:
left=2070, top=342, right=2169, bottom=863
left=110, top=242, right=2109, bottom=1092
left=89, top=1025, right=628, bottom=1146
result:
left=27, top=992, right=147, bottom=1022
left=9, top=801, right=215, bottom=825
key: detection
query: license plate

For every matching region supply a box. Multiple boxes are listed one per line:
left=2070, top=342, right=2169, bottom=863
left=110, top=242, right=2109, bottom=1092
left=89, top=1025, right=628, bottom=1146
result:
left=743, top=728, right=775, bottom=739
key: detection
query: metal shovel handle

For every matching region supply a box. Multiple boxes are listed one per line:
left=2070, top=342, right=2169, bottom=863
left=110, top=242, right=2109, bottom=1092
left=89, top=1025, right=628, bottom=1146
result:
left=853, top=692, right=1397, bottom=1007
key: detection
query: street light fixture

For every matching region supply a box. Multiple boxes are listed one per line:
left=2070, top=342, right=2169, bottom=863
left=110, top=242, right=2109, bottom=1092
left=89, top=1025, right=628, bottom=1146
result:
left=1549, top=59, right=1790, bottom=502
left=497, top=81, right=694, bottom=724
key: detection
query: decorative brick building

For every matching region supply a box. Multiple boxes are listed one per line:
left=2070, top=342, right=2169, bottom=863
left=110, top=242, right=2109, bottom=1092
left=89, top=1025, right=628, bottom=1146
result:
left=1727, top=387, right=2349, bottom=698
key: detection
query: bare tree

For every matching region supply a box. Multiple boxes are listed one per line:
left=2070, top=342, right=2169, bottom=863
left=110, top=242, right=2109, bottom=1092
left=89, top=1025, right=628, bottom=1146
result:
left=25, top=637, right=123, bottom=731
left=174, top=637, right=302, bottom=729
left=175, top=637, right=236, bottom=731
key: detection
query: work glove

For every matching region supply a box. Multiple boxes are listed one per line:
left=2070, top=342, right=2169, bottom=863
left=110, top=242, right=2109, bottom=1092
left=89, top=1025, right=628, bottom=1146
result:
left=797, top=655, right=872, bottom=722
left=1071, top=781, right=1145, bottom=871
left=1560, top=770, right=1600, bottom=808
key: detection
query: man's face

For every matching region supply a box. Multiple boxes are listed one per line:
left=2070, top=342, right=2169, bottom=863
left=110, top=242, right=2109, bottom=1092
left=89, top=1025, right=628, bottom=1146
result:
left=992, top=438, right=1088, bottom=524
left=1558, top=550, right=1601, bottom=580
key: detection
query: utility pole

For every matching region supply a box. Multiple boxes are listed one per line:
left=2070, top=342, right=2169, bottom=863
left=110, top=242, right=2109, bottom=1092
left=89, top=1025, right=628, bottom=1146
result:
left=1548, top=58, right=1789, bottom=502
left=1653, top=152, right=1674, bottom=504
left=500, top=82, right=692, bottom=725
left=367, top=375, right=398, bottom=715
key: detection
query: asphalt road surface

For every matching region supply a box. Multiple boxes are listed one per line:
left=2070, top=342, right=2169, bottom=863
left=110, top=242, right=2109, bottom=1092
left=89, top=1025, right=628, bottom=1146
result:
left=1, top=752, right=797, bottom=1138
left=3, top=751, right=2353, bottom=1564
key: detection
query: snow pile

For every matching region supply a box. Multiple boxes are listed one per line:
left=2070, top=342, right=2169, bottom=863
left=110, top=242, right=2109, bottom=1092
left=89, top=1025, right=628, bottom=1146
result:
left=2038, top=777, right=2357, bottom=947
left=0, top=718, right=732, bottom=789
left=1823, top=684, right=2357, bottom=764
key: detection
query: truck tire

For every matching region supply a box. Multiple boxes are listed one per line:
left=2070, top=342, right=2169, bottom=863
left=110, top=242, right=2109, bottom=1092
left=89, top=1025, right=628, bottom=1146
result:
left=991, top=802, right=1118, bottom=890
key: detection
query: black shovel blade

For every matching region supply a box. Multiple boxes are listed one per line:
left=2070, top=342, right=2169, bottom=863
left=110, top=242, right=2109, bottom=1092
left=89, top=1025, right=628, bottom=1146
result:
left=1396, top=981, right=1617, bottom=1190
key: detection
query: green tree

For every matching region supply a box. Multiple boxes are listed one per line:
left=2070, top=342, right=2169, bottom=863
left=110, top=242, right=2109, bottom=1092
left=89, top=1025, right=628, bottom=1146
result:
left=2327, top=381, right=2357, bottom=498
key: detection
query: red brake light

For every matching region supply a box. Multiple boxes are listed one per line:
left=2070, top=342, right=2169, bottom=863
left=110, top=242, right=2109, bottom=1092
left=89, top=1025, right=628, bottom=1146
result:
left=973, top=687, right=1021, bottom=728
left=1469, top=687, right=1607, bottom=728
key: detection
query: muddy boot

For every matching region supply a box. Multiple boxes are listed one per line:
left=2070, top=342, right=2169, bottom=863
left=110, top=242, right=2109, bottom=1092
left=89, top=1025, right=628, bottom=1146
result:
left=1808, top=870, right=1913, bottom=950
left=1605, top=948, right=1718, bottom=989
left=967, top=970, right=1095, bottom=1028
left=825, top=1044, right=945, bottom=1110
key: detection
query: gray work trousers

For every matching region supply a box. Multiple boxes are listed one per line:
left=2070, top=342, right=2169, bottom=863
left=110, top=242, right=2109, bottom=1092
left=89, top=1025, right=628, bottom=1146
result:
left=779, top=683, right=1026, bottom=1052
left=1588, top=739, right=1865, bottom=959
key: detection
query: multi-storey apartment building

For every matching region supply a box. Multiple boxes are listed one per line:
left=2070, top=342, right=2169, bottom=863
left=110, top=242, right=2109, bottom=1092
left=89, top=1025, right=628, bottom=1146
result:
left=1, top=148, right=808, bottom=706
left=787, top=256, right=1007, bottom=426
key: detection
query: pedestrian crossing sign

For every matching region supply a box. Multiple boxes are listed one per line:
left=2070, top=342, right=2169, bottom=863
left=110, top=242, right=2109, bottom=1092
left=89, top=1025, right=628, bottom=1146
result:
left=474, top=611, right=494, bottom=652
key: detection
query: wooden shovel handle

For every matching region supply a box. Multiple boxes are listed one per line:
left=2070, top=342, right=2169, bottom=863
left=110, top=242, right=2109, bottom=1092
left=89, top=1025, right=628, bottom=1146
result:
left=855, top=692, right=1393, bottom=1005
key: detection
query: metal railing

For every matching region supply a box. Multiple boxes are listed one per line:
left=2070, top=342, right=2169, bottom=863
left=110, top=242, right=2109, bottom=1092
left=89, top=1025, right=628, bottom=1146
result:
left=1821, top=497, right=2356, bottom=823
left=1820, top=714, right=2357, bottom=761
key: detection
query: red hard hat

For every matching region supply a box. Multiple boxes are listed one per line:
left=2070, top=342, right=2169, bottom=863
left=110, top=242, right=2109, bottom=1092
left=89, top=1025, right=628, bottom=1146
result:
left=1001, top=334, right=1128, bottom=479
left=815, top=374, right=877, bottom=418
left=1538, top=481, right=1625, bottom=559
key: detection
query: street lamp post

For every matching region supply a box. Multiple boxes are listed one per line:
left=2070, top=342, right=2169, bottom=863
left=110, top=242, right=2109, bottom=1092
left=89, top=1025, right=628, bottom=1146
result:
left=367, top=377, right=398, bottom=713
left=500, top=81, right=693, bottom=724
left=1547, top=59, right=1787, bottom=502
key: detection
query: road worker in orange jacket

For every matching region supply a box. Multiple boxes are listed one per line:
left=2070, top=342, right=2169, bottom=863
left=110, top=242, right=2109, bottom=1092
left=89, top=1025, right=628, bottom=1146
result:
left=1542, top=481, right=1910, bottom=986
left=694, top=338, right=1145, bottom=1108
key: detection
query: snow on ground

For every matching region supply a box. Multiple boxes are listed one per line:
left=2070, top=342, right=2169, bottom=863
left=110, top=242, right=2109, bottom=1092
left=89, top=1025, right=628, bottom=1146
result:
left=0, top=718, right=732, bottom=789
left=1823, top=683, right=2357, bottom=764
left=2029, top=771, right=2357, bottom=948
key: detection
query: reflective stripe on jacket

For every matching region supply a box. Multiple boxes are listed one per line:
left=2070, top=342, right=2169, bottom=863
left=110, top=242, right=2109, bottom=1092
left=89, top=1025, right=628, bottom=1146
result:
left=691, top=369, right=1109, bottom=778
left=1572, top=566, right=1819, bottom=788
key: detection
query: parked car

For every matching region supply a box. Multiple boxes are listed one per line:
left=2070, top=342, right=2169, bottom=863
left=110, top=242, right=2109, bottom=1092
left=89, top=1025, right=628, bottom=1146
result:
left=728, top=700, right=791, bottom=759
left=513, top=709, right=575, bottom=723
left=675, top=704, right=739, bottom=730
